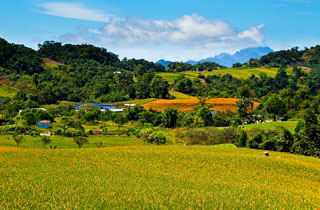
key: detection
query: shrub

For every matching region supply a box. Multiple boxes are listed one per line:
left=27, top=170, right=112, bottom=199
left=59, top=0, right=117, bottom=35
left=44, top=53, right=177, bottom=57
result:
left=236, top=131, right=248, bottom=147
left=96, top=142, right=104, bottom=148
left=175, top=127, right=239, bottom=146
left=248, top=133, right=263, bottom=149
left=146, top=132, right=167, bottom=145
left=260, top=139, right=277, bottom=150
left=13, top=134, right=25, bottom=147
left=41, top=136, right=51, bottom=148
left=73, top=136, right=89, bottom=149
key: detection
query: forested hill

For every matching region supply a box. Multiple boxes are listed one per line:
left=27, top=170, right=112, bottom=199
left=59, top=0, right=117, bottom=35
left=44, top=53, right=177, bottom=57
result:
left=2, top=37, right=320, bottom=109
left=249, top=46, right=320, bottom=68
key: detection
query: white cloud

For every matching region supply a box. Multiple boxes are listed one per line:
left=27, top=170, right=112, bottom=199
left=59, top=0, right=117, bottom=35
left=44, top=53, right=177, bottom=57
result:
left=37, top=3, right=265, bottom=61
left=101, top=14, right=234, bottom=45
left=38, top=2, right=113, bottom=22
left=238, top=24, right=264, bottom=44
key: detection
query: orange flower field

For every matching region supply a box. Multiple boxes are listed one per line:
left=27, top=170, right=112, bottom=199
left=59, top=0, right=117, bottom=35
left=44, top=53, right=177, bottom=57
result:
left=142, top=98, right=260, bottom=112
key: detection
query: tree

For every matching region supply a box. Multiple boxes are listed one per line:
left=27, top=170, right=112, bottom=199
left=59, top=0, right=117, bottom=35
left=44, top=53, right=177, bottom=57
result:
left=149, top=76, right=170, bottom=99
left=74, top=136, right=88, bottom=149
left=274, top=67, right=289, bottom=90
left=13, top=134, right=25, bottom=147
left=236, top=131, right=248, bottom=147
left=236, top=98, right=254, bottom=122
left=264, top=94, right=286, bottom=121
left=113, top=114, right=128, bottom=131
left=193, top=98, right=214, bottom=127
left=22, top=112, right=38, bottom=126
left=162, top=108, right=178, bottom=128
left=291, top=109, right=320, bottom=157
left=41, top=136, right=51, bottom=148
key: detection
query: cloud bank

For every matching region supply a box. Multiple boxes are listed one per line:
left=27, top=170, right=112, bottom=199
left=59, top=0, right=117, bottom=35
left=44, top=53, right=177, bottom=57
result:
left=37, top=2, right=266, bottom=61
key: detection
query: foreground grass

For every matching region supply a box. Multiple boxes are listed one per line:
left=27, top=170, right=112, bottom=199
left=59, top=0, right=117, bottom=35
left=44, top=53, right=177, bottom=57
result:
left=0, top=146, right=319, bottom=209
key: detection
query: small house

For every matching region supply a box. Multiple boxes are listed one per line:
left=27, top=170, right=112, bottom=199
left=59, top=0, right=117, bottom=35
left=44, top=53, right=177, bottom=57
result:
left=124, top=104, right=136, bottom=107
left=74, top=103, right=123, bottom=112
left=36, top=120, right=51, bottom=129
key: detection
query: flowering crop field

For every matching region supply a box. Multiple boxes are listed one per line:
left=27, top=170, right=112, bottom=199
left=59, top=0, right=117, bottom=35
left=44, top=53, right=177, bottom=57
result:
left=142, top=98, right=259, bottom=112
left=0, top=145, right=319, bottom=209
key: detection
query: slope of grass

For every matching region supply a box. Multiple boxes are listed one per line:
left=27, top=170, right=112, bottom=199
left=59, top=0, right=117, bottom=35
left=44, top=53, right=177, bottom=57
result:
left=242, top=121, right=298, bottom=133
left=0, top=84, right=18, bottom=98
left=157, top=68, right=293, bottom=84
left=0, top=146, right=319, bottom=209
left=169, top=91, right=197, bottom=100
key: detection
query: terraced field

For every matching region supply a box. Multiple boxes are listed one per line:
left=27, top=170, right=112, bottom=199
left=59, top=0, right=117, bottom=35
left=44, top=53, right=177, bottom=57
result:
left=0, top=145, right=319, bottom=209
left=143, top=98, right=259, bottom=112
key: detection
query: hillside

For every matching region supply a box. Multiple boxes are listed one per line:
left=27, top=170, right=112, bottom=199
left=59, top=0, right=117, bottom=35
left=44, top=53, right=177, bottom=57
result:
left=0, top=146, right=319, bottom=209
left=157, top=67, right=292, bottom=84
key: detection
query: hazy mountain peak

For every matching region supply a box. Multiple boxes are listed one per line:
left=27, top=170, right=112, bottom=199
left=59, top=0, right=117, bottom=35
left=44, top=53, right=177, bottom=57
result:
left=157, top=47, right=274, bottom=68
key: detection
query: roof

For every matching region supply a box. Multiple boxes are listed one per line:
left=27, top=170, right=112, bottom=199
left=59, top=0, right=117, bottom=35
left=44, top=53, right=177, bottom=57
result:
left=40, top=120, right=51, bottom=123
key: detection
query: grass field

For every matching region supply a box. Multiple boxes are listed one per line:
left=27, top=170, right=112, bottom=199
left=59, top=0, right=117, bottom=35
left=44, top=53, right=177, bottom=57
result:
left=0, top=145, right=319, bottom=209
left=169, top=91, right=197, bottom=100
left=157, top=68, right=293, bottom=84
left=0, top=84, right=19, bottom=98
left=0, top=135, right=142, bottom=148
left=242, top=121, right=299, bottom=133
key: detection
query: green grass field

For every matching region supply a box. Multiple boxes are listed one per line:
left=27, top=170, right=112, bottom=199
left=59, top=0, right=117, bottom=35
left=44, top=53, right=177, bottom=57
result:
left=0, top=135, right=142, bottom=148
left=0, top=84, right=19, bottom=98
left=169, top=91, right=196, bottom=100
left=242, top=121, right=299, bottom=133
left=157, top=68, right=294, bottom=84
left=0, top=145, right=319, bottom=209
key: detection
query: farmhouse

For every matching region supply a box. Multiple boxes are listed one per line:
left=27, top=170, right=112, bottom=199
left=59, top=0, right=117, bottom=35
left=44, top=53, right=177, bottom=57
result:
left=36, top=120, right=51, bottom=129
left=74, top=103, right=124, bottom=112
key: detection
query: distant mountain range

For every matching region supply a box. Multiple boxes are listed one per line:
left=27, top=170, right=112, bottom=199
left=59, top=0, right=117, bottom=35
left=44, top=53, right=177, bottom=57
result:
left=157, top=47, right=274, bottom=68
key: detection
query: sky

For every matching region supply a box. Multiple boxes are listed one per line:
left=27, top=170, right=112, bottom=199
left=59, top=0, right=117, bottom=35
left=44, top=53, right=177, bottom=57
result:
left=1, top=0, right=320, bottom=61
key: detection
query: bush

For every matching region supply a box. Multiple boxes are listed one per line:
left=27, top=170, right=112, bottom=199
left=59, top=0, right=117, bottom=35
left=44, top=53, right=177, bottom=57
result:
left=175, top=127, right=239, bottom=145
left=236, top=131, right=248, bottom=147
left=260, top=139, right=277, bottom=150
left=146, top=132, right=167, bottom=145
left=41, top=136, right=51, bottom=148
left=73, top=136, right=89, bottom=149
left=248, top=133, right=263, bottom=149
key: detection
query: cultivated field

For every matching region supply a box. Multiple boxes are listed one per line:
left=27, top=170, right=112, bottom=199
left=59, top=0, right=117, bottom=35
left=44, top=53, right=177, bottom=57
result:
left=157, top=67, right=294, bottom=84
left=143, top=98, right=259, bottom=112
left=0, top=145, right=319, bottom=209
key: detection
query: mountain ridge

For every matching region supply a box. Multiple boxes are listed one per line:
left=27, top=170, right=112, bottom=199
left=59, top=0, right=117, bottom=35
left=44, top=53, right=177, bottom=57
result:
left=157, top=47, right=274, bottom=67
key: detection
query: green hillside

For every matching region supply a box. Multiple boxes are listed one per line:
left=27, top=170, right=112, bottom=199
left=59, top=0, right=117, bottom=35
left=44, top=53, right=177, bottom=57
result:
left=0, top=146, right=319, bottom=209
left=157, top=67, right=294, bottom=84
left=0, top=84, right=18, bottom=98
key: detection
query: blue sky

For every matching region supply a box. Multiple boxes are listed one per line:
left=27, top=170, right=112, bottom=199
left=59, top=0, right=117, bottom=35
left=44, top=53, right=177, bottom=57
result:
left=1, top=0, right=319, bottom=61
